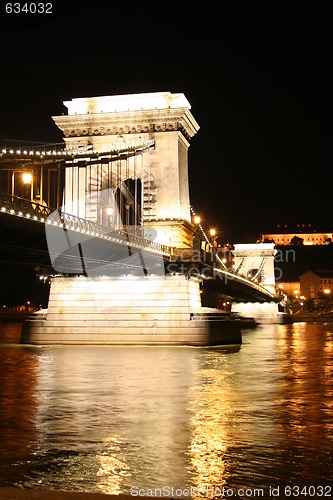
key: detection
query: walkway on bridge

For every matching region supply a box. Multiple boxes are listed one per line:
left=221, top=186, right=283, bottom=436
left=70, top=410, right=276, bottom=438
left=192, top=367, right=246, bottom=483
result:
left=0, top=191, right=275, bottom=302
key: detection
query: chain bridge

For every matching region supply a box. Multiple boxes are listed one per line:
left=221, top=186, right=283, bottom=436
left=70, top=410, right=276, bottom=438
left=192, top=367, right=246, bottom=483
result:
left=0, top=92, right=278, bottom=345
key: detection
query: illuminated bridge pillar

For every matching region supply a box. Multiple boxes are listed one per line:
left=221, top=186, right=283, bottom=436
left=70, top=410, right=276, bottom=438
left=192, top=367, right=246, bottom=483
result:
left=52, top=92, right=200, bottom=250
left=232, top=243, right=277, bottom=295
left=231, top=243, right=279, bottom=322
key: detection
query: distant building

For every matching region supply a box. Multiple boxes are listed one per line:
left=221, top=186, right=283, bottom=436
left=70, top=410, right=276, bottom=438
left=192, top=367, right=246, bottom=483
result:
left=300, top=270, right=333, bottom=298
left=276, top=282, right=300, bottom=297
left=261, top=232, right=332, bottom=246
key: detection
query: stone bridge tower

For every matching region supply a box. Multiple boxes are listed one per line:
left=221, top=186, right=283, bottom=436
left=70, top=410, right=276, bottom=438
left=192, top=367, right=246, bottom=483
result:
left=52, top=92, right=200, bottom=249
left=232, top=243, right=277, bottom=295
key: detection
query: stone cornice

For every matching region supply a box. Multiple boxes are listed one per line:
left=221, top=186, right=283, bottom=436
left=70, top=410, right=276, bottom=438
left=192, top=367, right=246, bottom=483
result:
left=52, top=107, right=200, bottom=140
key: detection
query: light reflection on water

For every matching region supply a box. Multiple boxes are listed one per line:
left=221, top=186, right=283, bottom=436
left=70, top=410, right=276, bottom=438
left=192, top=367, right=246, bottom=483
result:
left=0, top=322, right=332, bottom=496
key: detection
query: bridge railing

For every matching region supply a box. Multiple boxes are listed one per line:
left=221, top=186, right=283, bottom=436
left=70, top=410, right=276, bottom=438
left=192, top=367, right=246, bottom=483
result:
left=0, top=191, right=171, bottom=256
left=1, top=138, right=155, bottom=157
left=0, top=139, right=67, bottom=155
left=0, top=191, right=52, bottom=220
left=48, top=210, right=171, bottom=255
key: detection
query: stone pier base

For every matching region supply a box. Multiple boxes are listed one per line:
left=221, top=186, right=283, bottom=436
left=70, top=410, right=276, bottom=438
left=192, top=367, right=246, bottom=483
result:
left=231, top=302, right=280, bottom=323
left=21, top=275, right=242, bottom=346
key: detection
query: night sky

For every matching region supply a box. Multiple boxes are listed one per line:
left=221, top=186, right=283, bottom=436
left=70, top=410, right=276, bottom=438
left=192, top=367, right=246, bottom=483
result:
left=0, top=2, right=332, bottom=243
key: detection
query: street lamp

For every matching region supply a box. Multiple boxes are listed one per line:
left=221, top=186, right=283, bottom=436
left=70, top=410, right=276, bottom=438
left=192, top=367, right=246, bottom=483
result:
left=22, top=172, right=33, bottom=201
left=106, top=206, right=114, bottom=228
left=23, top=173, right=32, bottom=184
left=209, top=229, right=217, bottom=263
left=125, top=202, right=131, bottom=227
left=210, top=229, right=216, bottom=249
left=193, top=215, right=201, bottom=252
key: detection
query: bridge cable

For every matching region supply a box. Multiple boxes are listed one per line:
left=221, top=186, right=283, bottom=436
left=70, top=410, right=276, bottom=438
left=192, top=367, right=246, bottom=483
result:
left=189, top=205, right=228, bottom=270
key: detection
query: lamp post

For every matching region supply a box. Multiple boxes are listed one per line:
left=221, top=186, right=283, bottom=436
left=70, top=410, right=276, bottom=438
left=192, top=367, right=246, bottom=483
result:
left=106, top=206, right=114, bottom=230
left=210, top=228, right=216, bottom=248
left=193, top=216, right=201, bottom=253
left=210, top=228, right=217, bottom=263
left=125, top=202, right=132, bottom=228
left=23, top=172, right=33, bottom=200
left=11, top=170, right=17, bottom=197
left=11, top=170, right=32, bottom=198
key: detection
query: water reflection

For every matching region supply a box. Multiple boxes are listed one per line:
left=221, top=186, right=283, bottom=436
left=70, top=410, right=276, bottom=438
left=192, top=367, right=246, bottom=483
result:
left=96, top=435, right=131, bottom=495
left=25, top=346, right=199, bottom=493
left=0, top=323, right=39, bottom=484
left=187, top=353, right=234, bottom=493
left=275, top=322, right=333, bottom=483
left=0, top=322, right=332, bottom=495
left=186, top=330, right=285, bottom=491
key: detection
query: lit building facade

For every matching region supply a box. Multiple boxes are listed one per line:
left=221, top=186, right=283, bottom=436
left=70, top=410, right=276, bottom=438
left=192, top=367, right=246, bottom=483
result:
left=300, top=270, right=333, bottom=298
left=261, top=232, right=332, bottom=246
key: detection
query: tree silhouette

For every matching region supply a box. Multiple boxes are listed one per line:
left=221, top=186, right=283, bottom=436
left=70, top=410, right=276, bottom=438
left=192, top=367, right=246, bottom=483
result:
left=290, top=235, right=304, bottom=246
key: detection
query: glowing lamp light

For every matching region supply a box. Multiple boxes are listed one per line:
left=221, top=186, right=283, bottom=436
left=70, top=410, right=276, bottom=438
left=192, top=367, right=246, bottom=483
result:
left=210, top=229, right=216, bottom=237
left=324, top=289, right=331, bottom=294
left=23, top=173, right=32, bottom=184
left=194, top=216, right=200, bottom=224
left=106, top=207, right=114, bottom=216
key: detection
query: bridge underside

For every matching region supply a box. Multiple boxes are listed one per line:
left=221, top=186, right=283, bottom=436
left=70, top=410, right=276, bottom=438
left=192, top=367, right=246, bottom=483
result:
left=200, top=274, right=274, bottom=302
left=0, top=210, right=164, bottom=275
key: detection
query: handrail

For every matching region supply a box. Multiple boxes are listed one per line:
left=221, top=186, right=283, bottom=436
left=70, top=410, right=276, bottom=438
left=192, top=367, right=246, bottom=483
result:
left=0, top=191, right=52, bottom=219
left=0, top=191, right=171, bottom=256
left=0, top=138, right=155, bottom=159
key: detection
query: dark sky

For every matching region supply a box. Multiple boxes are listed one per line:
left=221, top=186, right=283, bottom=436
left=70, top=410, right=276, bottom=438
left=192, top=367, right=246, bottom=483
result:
left=0, top=2, right=332, bottom=243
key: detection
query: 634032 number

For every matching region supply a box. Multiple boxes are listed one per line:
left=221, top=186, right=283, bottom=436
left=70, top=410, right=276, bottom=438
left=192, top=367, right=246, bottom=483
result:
left=5, top=3, right=52, bottom=14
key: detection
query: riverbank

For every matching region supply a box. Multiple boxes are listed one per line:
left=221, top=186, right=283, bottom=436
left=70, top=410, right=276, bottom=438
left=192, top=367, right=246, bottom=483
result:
left=283, top=312, right=333, bottom=323
left=0, top=312, right=34, bottom=322
left=0, top=488, right=137, bottom=499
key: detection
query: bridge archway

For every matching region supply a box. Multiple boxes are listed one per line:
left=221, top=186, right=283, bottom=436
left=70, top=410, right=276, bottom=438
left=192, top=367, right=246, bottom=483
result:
left=114, top=178, right=142, bottom=229
left=247, top=268, right=261, bottom=281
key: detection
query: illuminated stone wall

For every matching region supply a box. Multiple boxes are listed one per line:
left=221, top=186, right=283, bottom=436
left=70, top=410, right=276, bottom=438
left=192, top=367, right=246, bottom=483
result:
left=21, top=275, right=242, bottom=346
left=232, top=243, right=277, bottom=294
left=52, top=92, right=200, bottom=249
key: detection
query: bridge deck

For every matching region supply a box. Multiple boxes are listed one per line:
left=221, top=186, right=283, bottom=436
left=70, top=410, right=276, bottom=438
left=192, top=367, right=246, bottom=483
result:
left=0, top=191, right=170, bottom=256
left=0, top=192, right=275, bottom=302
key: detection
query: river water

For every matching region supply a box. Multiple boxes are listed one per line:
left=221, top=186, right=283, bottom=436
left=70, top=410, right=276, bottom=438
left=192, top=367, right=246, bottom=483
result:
left=0, top=321, right=332, bottom=498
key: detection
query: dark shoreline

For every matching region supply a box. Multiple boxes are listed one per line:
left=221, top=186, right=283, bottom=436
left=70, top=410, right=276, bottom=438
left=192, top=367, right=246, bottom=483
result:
left=282, top=312, right=333, bottom=323
left=0, top=312, right=33, bottom=322
left=1, top=311, right=333, bottom=325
